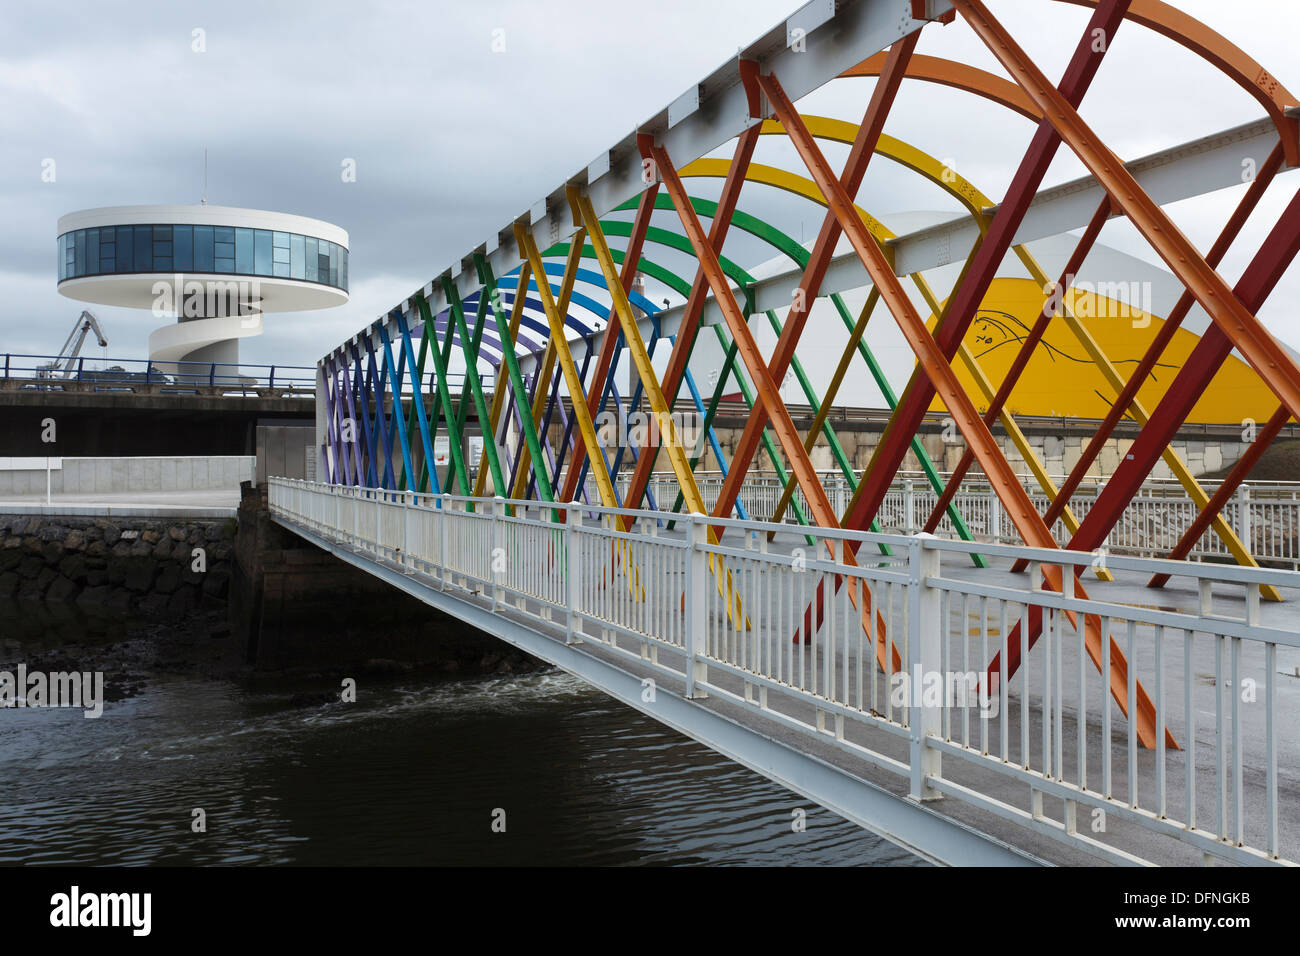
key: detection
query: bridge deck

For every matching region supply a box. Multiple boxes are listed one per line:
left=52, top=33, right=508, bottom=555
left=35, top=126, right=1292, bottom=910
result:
left=270, top=480, right=1300, bottom=866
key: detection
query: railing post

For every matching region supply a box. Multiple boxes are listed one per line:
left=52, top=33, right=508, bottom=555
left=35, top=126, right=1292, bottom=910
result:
left=684, top=513, right=709, bottom=700
left=566, top=508, right=582, bottom=644
left=907, top=533, right=942, bottom=802
left=440, top=493, right=451, bottom=590
left=145, top=361, right=152, bottom=385
left=903, top=479, right=915, bottom=535
left=1238, top=485, right=1252, bottom=551
left=402, top=489, right=411, bottom=571
left=209, top=363, right=216, bottom=387
left=987, top=484, right=1002, bottom=544
left=269, top=365, right=276, bottom=390
left=491, top=496, right=505, bottom=609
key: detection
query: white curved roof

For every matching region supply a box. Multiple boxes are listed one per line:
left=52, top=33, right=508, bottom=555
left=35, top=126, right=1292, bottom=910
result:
left=56, top=204, right=348, bottom=248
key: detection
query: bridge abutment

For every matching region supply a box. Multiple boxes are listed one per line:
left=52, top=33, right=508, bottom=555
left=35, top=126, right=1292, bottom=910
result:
left=232, top=482, right=539, bottom=675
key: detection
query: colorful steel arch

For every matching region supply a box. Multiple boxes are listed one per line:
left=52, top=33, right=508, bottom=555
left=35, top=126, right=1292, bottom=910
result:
left=317, top=0, right=1300, bottom=749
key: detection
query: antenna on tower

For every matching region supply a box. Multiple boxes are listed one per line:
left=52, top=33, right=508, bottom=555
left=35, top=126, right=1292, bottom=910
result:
left=201, top=148, right=208, bottom=205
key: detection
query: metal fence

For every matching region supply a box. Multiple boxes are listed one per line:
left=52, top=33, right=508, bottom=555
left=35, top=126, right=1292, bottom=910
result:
left=617, top=472, right=1300, bottom=571
left=269, top=477, right=1299, bottom=866
left=1, top=353, right=316, bottom=393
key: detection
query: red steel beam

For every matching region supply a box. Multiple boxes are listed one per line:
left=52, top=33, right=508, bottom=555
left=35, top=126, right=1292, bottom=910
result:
left=652, top=138, right=899, bottom=671
left=1024, top=144, right=1285, bottom=554
left=556, top=182, right=659, bottom=508
left=708, top=33, right=921, bottom=535
left=840, top=0, right=1132, bottom=539
left=760, top=67, right=1170, bottom=750
left=922, top=196, right=1112, bottom=534
left=1147, top=405, right=1291, bottom=589
left=956, top=0, right=1300, bottom=424
left=1070, top=185, right=1300, bottom=554
left=990, top=185, right=1300, bottom=687
left=621, top=67, right=763, bottom=525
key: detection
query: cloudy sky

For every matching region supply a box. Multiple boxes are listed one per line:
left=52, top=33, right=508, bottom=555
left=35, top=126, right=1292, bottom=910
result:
left=3, top=0, right=1298, bottom=383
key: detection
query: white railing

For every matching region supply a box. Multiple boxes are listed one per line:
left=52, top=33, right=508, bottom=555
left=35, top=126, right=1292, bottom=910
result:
left=613, top=473, right=1300, bottom=570
left=269, top=477, right=1300, bottom=867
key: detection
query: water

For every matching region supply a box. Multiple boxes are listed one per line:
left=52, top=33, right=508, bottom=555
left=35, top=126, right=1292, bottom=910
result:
left=0, top=663, right=924, bottom=866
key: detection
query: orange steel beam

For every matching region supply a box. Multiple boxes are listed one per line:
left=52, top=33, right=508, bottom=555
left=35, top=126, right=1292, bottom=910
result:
left=556, top=183, right=659, bottom=509
left=509, top=229, right=586, bottom=500
left=842, top=52, right=1041, bottom=120
left=922, top=197, right=1111, bottom=535
left=759, top=65, right=1170, bottom=750
left=849, top=2, right=1300, bottom=168
left=620, top=88, right=763, bottom=526
left=708, top=33, right=921, bottom=538
left=840, top=0, right=1130, bottom=547
left=651, top=138, right=898, bottom=672
left=1147, top=405, right=1291, bottom=589
left=1028, top=144, right=1285, bottom=550
left=1062, top=0, right=1300, bottom=165
left=954, top=0, right=1300, bottom=424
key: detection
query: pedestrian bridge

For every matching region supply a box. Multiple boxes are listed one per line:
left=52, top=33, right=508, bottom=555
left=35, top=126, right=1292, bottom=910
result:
left=269, top=478, right=1298, bottom=866
left=286, top=0, right=1300, bottom=865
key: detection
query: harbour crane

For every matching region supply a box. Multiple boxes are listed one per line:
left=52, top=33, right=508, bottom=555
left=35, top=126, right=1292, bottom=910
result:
left=38, top=310, right=108, bottom=378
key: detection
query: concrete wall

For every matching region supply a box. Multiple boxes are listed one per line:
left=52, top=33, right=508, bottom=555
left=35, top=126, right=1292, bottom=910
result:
left=255, top=425, right=313, bottom=484
left=0, top=456, right=255, bottom=496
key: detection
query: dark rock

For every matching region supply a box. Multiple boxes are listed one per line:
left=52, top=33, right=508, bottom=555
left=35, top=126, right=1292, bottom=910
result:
left=136, top=592, right=171, bottom=618
left=63, top=530, right=86, bottom=551
left=106, top=556, right=128, bottom=586
left=46, top=575, right=79, bottom=603
left=168, top=526, right=187, bottom=542
left=154, top=564, right=181, bottom=595
left=123, top=559, right=158, bottom=593
left=76, top=585, right=113, bottom=608
left=201, top=569, right=230, bottom=599
left=17, top=556, right=43, bottom=580
left=0, top=572, right=17, bottom=598
left=103, top=589, right=133, bottom=614
left=58, top=554, right=88, bottom=583
left=167, top=586, right=197, bottom=616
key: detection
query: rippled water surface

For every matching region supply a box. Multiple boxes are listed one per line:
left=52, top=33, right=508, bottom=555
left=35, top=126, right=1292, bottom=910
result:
left=0, top=667, right=925, bottom=866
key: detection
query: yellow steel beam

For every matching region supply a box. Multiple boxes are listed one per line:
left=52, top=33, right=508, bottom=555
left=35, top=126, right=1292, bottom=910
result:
left=568, top=189, right=708, bottom=515
left=569, top=187, right=746, bottom=624
left=909, top=272, right=1114, bottom=582
left=1009, top=248, right=1283, bottom=601
left=474, top=259, right=532, bottom=497
left=515, top=225, right=613, bottom=508
left=768, top=288, right=880, bottom=529
left=509, top=233, right=587, bottom=500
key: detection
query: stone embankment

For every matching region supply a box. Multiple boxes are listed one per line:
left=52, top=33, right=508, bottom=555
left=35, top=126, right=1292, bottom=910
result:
left=0, top=515, right=234, bottom=619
